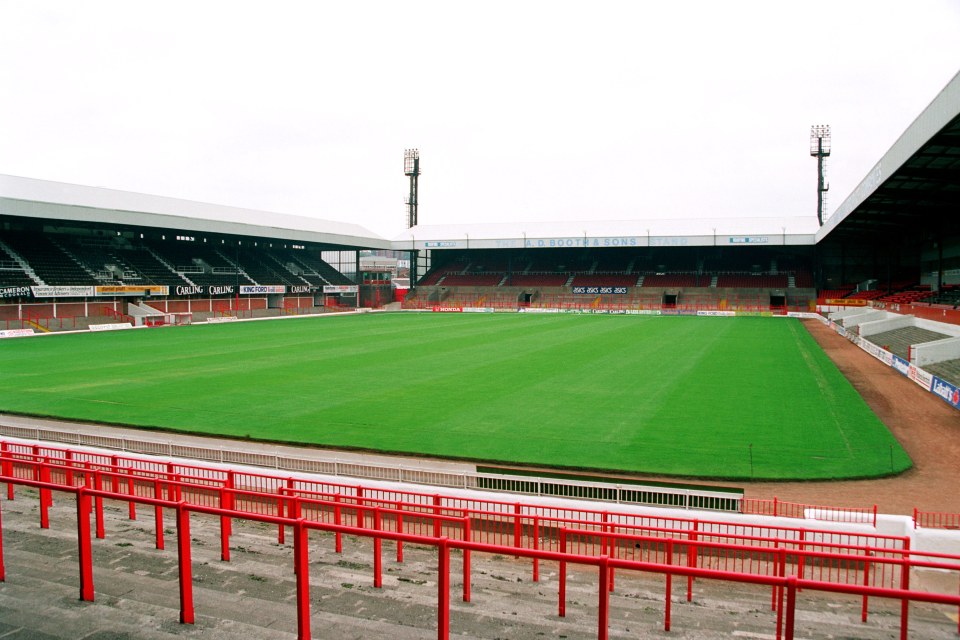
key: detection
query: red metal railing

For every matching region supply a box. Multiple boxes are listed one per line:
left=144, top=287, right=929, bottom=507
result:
left=743, top=497, right=878, bottom=527
left=914, top=508, right=960, bottom=530
left=3, top=470, right=960, bottom=640
left=0, top=440, right=906, bottom=556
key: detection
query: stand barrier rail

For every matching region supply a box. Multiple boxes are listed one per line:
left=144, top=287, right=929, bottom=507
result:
left=915, top=508, right=960, bottom=530
left=743, top=497, right=878, bottom=527
left=0, top=441, right=910, bottom=564
left=2, top=472, right=960, bottom=640
left=0, top=432, right=890, bottom=528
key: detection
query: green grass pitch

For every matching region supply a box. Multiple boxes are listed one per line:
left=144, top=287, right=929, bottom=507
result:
left=0, top=313, right=911, bottom=480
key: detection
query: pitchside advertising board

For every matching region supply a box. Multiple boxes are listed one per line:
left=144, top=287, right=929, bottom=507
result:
left=21, top=284, right=315, bottom=298
left=0, top=328, right=34, bottom=338
left=240, top=285, right=285, bottom=295
left=828, top=317, right=959, bottom=410
left=891, top=355, right=911, bottom=376
left=29, top=285, right=170, bottom=297
left=932, top=377, right=960, bottom=409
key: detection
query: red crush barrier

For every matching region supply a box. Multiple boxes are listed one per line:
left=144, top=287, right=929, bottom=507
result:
left=3, top=472, right=960, bottom=640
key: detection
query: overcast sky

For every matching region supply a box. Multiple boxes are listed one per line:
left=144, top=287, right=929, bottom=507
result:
left=1, top=1, right=958, bottom=239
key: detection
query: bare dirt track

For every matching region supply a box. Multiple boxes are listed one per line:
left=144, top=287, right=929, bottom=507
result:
left=735, top=319, right=960, bottom=516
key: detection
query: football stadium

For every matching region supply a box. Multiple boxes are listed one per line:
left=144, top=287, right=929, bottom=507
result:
left=2, top=62, right=960, bottom=640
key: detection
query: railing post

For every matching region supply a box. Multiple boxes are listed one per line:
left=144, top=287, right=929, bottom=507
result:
left=294, top=519, right=311, bottom=640
left=664, top=539, right=673, bottom=631
left=220, top=488, right=230, bottom=562
left=462, top=514, right=471, bottom=603
left=108, top=455, right=118, bottom=492
left=76, top=488, right=94, bottom=601
left=94, top=470, right=105, bottom=539
left=437, top=537, right=450, bottom=640
left=176, top=502, right=194, bottom=624
left=772, top=545, right=783, bottom=611
left=2, top=442, right=14, bottom=500
left=39, top=462, right=50, bottom=529
left=798, top=529, right=806, bottom=584
left=513, top=503, right=522, bottom=555
left=373, top=508, right=382, bottom=588
left=334, top=494, right=343, bottom=553
left=277, top=488, right=286, bottom=545
left=775, top=548, right=785, bottom=640
left=127, top=467, right=137, bottom=521
left=559, top=529, right=567, bottom=617
left=784, top=576, right=797, bottom=640
left=532, top=516, right=539, bottom=582
left=165, top=463, right=176, bottom=501
left=224, top=472, right=234, bottom=538
left=433, top=494, right=442, bottom=538
left=154, top=479, right=164, bottom=551
left=900, top=539, right=910, bottom=640
left=396, top=501, right=404, bottom=563
left=0, top=488, right=5, bottom=581
left=64, top=450, right=74, bottom=487
left=598, top=555, right=610, bottom=640
left=687, top=520, right=698, bottom=601
left=861, top=555, right=871, bottom=622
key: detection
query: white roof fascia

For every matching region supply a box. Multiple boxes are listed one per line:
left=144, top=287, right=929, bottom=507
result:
left=392, top=217, right=820, bottom=251
left=0, top=174, right=391, bottom=250
left=817, top=70, right=960, bottom=242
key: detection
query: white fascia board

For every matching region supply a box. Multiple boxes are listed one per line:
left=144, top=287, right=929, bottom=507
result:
left=0, top=175, right=391, bottom=250
left=392, top=217, right=819, bottom=251
left=818, top=70, right=960, bottom=242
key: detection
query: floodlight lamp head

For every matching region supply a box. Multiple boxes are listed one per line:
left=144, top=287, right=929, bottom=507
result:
left=404, top=148, right=420, bottom=176
left=810, top=125, right=831, bottom=156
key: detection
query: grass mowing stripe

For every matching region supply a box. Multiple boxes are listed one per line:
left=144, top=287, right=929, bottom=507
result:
left=0, top=314, right=910, bottom=480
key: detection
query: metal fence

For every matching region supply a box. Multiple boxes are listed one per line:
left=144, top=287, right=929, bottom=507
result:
left=3, top=454, right=960, bottom=640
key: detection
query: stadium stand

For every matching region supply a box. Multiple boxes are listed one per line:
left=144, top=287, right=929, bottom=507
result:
left=715, top=273, right=789, bottom=288
left=235, top=254, right=301, bottom=286
left=506, top=272, right=570, bottom=287
left=640, top=273, right=699, bottom=288
left=2, top=232, right=99, bottom=285
left=877, top=284, right=932, bottom=305
left=0, top=240, right=37, bottom=287
left=440, top=273, right=505, bottom=287
left=845, top=289, right=887, bottom=301
left=283, top=251, right=354, bottom=286
left=570, top=273, right=640, bottom=288
left=112, top=246, right=192, bottom=287
left=922, top=284, right=960, bottom=307
left=152, top=242, right=257, bottom=287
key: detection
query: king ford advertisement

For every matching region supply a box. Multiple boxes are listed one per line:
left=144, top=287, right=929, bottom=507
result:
left=240, top=285, right=286, bottom=294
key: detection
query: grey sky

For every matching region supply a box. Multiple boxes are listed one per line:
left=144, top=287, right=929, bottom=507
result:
left=1, top=1, right=958, bottom=238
